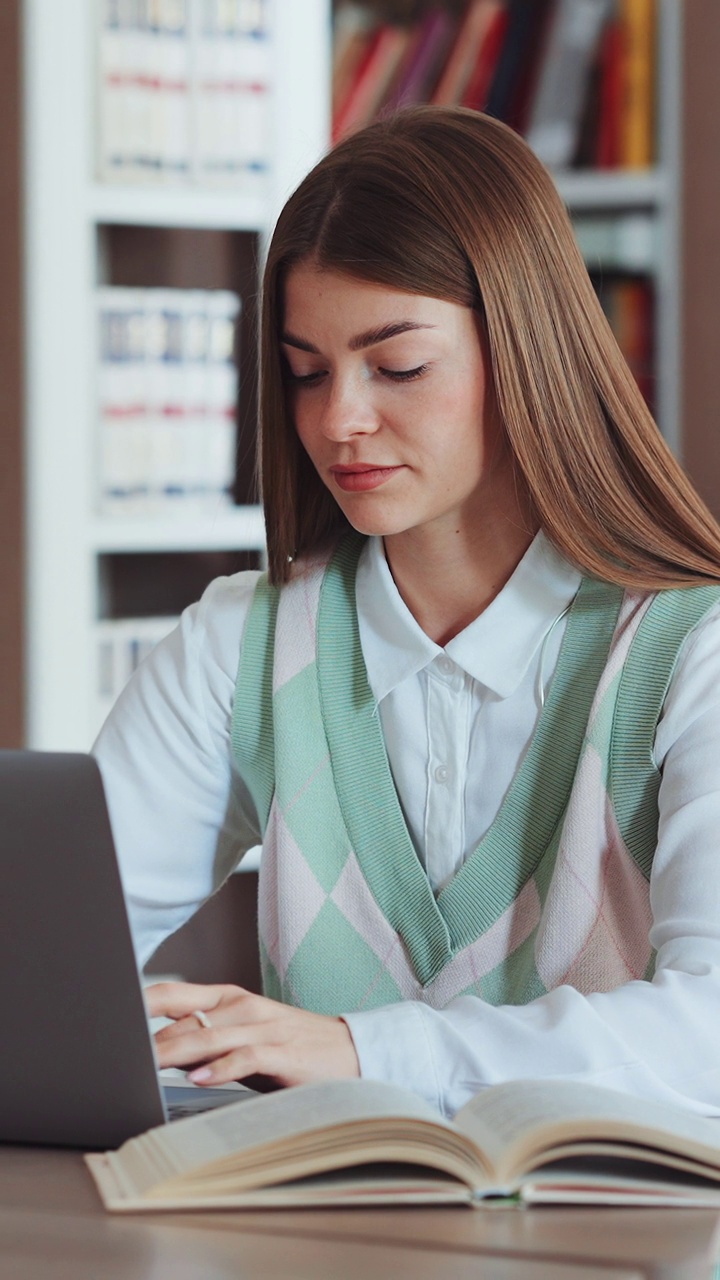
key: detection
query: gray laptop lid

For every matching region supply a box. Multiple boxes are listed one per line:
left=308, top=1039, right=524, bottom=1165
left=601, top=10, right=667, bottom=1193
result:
left=0, top=750, right=168, bottom=1148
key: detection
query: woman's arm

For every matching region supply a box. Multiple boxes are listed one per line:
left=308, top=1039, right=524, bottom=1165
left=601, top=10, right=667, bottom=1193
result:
left=93, top=571, right=262, bottom=968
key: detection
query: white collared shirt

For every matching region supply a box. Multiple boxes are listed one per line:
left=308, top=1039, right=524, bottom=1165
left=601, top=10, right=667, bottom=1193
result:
left=94, top=533, right=720, bottom=1117
left=357, top=534, right=580, bottom=890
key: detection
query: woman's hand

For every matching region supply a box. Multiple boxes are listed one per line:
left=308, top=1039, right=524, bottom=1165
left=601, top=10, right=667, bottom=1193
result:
left=145, top=981, right=360, bottom=1088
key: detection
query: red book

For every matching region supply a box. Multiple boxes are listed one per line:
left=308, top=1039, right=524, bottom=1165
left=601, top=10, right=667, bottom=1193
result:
left=382, top=9, right=457, bottom=113
left=462, top=4, right=509, bottom=113
left=333, top=24, right=413, bottom=142
left=596, top=15, right=623, bottom=168
left=432, top=0, right=503, bottom=107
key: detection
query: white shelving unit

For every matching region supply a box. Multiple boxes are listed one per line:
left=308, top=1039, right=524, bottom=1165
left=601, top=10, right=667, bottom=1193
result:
left=23, top=0, right=331, bottom=750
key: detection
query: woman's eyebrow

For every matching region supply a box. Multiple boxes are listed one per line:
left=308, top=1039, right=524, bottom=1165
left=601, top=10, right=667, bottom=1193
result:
left=280, top=321, right=436, bottom=354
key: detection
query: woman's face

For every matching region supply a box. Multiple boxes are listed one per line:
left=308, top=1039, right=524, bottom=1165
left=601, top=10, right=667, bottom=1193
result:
left=282, top=262, right=516, bottom=551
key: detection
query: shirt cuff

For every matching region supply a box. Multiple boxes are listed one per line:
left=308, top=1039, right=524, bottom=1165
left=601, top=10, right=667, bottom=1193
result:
left=342, top=1002, right=443, bottom=1114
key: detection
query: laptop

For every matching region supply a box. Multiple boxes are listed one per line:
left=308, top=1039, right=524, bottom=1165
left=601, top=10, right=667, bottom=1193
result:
left=0, top=750, right=250, bottom=1149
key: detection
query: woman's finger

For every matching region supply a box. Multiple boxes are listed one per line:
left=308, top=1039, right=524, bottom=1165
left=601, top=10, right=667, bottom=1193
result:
left=144, top=980, right=245, bottom=1020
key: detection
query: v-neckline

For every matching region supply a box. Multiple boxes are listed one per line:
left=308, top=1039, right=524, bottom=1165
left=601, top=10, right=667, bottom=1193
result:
left=316, top=536, right=624, bottom=987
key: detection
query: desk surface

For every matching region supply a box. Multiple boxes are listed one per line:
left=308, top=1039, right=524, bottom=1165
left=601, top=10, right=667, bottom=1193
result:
left=0, top=1144, right=719, bottom=1280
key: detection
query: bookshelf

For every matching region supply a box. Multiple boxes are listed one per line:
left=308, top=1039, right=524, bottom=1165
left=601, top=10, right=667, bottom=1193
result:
left=8, top=0, right=720, bottom=752
left=22, top=0, right=331, bottom=750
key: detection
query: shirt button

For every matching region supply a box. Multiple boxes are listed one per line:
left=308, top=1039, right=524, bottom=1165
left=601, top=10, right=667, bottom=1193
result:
left=439, top=657, right=455, bottom=676
left=434, top=764, right=449, bottom=784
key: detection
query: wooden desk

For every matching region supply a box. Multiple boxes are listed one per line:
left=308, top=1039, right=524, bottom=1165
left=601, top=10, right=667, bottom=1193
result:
left=0, top=1146, right=719, bottom=1280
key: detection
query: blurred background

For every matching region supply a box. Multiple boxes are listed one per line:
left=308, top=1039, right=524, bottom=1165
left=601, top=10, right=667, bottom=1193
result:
left=1, top=0, right=719, bottom=753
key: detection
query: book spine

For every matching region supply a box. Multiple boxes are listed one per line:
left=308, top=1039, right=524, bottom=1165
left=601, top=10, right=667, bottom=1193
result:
left=97, top=286, right=241, bottom=513
left=525, top=0, right=613, bottom=169
left=97, top=286, right=149, bottom=510
left=431, top=0, right=502, bottom=108
left=595, top=11, right=623, bottom=168
left=192, top=0, right=271, bottom=191
left=205, top=291, right=241, bottom=504
left=484, top=0, right=553, bottom=132
left=618, top=0, right=656, bottom=169
left=332, top=8, right=376, bottom=129
left=332, top=25, right=411, bottom=142
left=382, top=9, right=457, bottom=114
left=461, top=5, right=509, bottom=113
left=97, top=0, right=131, bottom=181
left=153, top=0, right=192, bottom=184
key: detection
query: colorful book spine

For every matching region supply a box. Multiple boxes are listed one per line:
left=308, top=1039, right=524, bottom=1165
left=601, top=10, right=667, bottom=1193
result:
left=431, top=0, right=504, bottom=107
left=594, top=11, right=623, bottom=168
left=332, top=4, right=376, bottom=119
left=461, top=4, right=509, bottom=113
left=332, top=24, right=412, bottom=142
left=484, top=0, right=554, bottom=132
left=525, top=0, right=613, bottom=169
left=381, top=8, right=458, bottom=113
left=618, top=0, right=656, bottom=168
left=97, top=286, right=241, bottom=514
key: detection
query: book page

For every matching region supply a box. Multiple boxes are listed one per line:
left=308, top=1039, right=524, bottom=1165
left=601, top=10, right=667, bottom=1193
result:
left=105, top=1079, right=465, bottom=1199
left=454, top=1079, right=720, bottom=1185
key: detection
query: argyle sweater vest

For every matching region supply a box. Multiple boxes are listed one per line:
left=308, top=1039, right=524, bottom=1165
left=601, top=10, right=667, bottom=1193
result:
left=231, top=535, right=720, bottom=1016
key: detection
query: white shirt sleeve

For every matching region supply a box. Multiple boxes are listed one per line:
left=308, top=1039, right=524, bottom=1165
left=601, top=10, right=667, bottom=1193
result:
left=345, top=607, right=720, bottom=1119
left=93, top=570, right=262, bottom=968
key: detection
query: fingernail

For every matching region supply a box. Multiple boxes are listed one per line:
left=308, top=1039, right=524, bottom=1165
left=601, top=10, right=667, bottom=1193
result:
left=188, top=1067, right=212, bottom=1083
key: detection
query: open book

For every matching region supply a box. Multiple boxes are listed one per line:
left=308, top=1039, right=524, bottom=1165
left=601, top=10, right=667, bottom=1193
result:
left=85, top=1077, right=720, bottom=1212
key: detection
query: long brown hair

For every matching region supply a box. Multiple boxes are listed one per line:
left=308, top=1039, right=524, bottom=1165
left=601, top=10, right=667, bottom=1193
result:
left=260, top=106, right=720, bottom=587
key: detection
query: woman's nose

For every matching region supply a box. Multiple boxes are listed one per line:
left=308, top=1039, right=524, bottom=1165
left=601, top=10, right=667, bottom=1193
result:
left=320, top=379, right=379, bottom=441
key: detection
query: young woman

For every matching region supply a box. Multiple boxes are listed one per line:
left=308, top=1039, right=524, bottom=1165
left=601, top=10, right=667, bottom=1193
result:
left=95, top=107, right=720, bottom=1119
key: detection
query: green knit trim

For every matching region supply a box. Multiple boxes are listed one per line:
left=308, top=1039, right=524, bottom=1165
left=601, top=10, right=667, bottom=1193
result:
left=317, top=535, right=453, bottom=986
left=230, top=574, right=279, bottom=834
left=610, top=585, right=720, bottom=880
left=438, top=576, right=624, bottom=949
left=318, top=537, right=625, bottom=983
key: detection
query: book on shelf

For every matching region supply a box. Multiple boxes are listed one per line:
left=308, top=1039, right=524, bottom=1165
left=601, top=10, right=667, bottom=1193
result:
left=483, top=0, right=554, bottom=134
left=617, top=0, right=656, bottom=168
left=460, top=2, right=509, bottom=112
left=332, top=3, right=376, bottom=118
left=97, top=0, right=271, bottom=191
left=594, top=9, right=623, bottom=168
left=331, top=0, right=657, bottom=171
left=332, top=23, right=412, bottom=142
left=525, top=0, right=613, bottom=170
left=86, top=1075, right=720, bottom=1213
left=431, top=0, right=505, bottom=107
left=97, top=286, right=241, bottom=514
left=380, top=8, right=458, bottom=115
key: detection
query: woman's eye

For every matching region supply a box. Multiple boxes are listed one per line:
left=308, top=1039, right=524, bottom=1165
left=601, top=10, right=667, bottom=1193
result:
left=380, top=364, right=428, bottom=382
left=287, top=369, right=326, bottom=385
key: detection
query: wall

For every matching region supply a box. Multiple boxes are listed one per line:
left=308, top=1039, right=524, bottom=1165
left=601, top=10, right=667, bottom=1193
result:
left=681, top=0, right=720, bottom=518
left=0, top=0, right=24, bottom=747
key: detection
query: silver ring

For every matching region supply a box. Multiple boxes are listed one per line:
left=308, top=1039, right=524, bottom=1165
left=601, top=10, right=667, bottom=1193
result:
left=191, top=1008, right=211, bottom=1030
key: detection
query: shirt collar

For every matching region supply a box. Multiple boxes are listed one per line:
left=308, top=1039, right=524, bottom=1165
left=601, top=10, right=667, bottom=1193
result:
left=356, top=532, right=582, bottom=704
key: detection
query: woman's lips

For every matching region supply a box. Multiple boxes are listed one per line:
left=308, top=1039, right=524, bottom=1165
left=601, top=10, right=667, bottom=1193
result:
left=330, top=464, right=403, bottom=492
